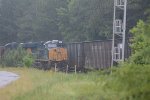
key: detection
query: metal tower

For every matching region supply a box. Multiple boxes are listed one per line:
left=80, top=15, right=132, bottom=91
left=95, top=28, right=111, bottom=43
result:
left=112, top=0, right=127, bottom=66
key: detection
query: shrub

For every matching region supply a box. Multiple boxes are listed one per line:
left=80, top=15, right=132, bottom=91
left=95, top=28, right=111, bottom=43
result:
left=130, top=46, right=150, bottom=65
left=130, top=20, right=150, bottom=64
left=102, top=64, right=150, bottom=100
left=0, top=47, right=34, bottom=67
left=130, top=20, right=148, bottom=53
left=23, top=54, right=34, bottom=68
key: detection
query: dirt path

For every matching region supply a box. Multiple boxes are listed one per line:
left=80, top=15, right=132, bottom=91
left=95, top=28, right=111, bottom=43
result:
left=0, top=71, right=19, bottom=88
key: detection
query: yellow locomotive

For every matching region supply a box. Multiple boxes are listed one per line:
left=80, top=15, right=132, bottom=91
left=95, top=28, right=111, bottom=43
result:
left=44, top=40, right=68, bottom=62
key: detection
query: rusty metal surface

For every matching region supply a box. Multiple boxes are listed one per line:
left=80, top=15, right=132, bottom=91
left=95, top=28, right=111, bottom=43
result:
left=67, top=40, right=131, bottom=70
left=83, top=40, right=112, bottom=69
left=66, top=42, right=84, bottom=68
left=66, top=40, right=112, bottom=69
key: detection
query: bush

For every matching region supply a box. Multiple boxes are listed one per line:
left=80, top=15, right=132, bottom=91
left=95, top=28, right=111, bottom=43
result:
left=130, top=46, right=150, bottom=65
left=23, top=54, right=34, bottom=68
left=130, top=20, right=150, bottom=64
left=102, top=64, right=150, bottom=100
left=0, top=47, right=34, bottom=67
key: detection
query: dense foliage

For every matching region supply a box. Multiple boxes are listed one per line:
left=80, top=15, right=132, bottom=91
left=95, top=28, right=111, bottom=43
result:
left=0, top=0, right=149, bottom=44
left=0, top=47, right=34, bottom=67
left=57, top=0, right=113, bottom=41
left=0, top=64, right=150, bottom=100
left=104, top=64, right=150, bottom=100
left=130, top=20, right=150, bottom=64
left=23, top=54, right=34, bottom=67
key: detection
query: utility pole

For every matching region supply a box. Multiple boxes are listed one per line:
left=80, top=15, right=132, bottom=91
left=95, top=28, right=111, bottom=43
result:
left=112, top=0, right=127, bottom=66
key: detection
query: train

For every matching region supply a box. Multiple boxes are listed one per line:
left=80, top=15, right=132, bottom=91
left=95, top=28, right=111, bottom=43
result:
left=0, top=40, right=131, bottom=71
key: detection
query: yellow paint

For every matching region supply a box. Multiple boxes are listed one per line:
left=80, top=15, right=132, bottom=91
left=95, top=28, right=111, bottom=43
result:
left=48, top=48, right=68, bottom=61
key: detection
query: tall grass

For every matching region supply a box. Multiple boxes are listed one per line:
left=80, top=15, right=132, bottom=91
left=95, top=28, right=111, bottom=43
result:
left=0, top=64, right=150, bottom=100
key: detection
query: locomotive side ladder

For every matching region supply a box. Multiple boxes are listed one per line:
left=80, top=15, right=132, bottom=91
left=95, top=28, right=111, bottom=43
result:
left=112, top=0, right=127, bottom=66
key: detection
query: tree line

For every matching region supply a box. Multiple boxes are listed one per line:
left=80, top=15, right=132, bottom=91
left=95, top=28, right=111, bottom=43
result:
left=0, top=0, right=149, bottom=45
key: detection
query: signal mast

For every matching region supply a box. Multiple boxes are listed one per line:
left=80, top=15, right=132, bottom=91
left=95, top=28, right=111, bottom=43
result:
left=112, top=0, right=127, bottom=66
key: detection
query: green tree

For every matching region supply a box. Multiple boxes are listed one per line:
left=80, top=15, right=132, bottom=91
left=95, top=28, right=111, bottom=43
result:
left=57, top=0, right=113, bottom=42
left=0, top=0, right=149, bottom=44
left=130, top=20, right=150, bottom=64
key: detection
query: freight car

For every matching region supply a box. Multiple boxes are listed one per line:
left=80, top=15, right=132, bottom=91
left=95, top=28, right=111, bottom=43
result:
left=66, top=40, right=131, bottom=70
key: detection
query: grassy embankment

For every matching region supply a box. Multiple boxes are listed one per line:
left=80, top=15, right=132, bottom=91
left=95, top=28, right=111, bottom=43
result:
left=0, top=64, right=150, bottom=100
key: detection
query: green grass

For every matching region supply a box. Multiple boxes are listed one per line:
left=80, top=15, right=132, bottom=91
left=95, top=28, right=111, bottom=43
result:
left=0, top=68, right=106, bottom=100
left=0, top=64, right=150, bottom=100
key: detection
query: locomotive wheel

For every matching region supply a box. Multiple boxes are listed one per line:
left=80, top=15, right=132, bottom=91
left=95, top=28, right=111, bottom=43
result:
left=33, top=61, right=43, bottom=69
left=40, top=61, right=51, bottom=70
left=33, top=60, right=51, bottom=70
left=49, top=60, right=68, bottom=72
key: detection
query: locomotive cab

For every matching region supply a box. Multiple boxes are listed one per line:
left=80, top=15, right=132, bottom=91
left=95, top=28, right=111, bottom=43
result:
left=44, top=40, right=68, bottom=62
left=21, top=42, right=48, bottom=59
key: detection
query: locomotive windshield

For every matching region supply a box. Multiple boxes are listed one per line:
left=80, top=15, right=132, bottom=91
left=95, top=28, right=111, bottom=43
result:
left=44, top=40, right=63, bottom=50
left=47, top=43, right=57, bottom=48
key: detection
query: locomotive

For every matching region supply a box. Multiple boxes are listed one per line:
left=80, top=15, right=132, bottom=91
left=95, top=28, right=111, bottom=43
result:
left=44, top=40, right=68, bottom=62
left=1, top=40, right=68, bottom=70
left=24, top=40, right=68, bottom=70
